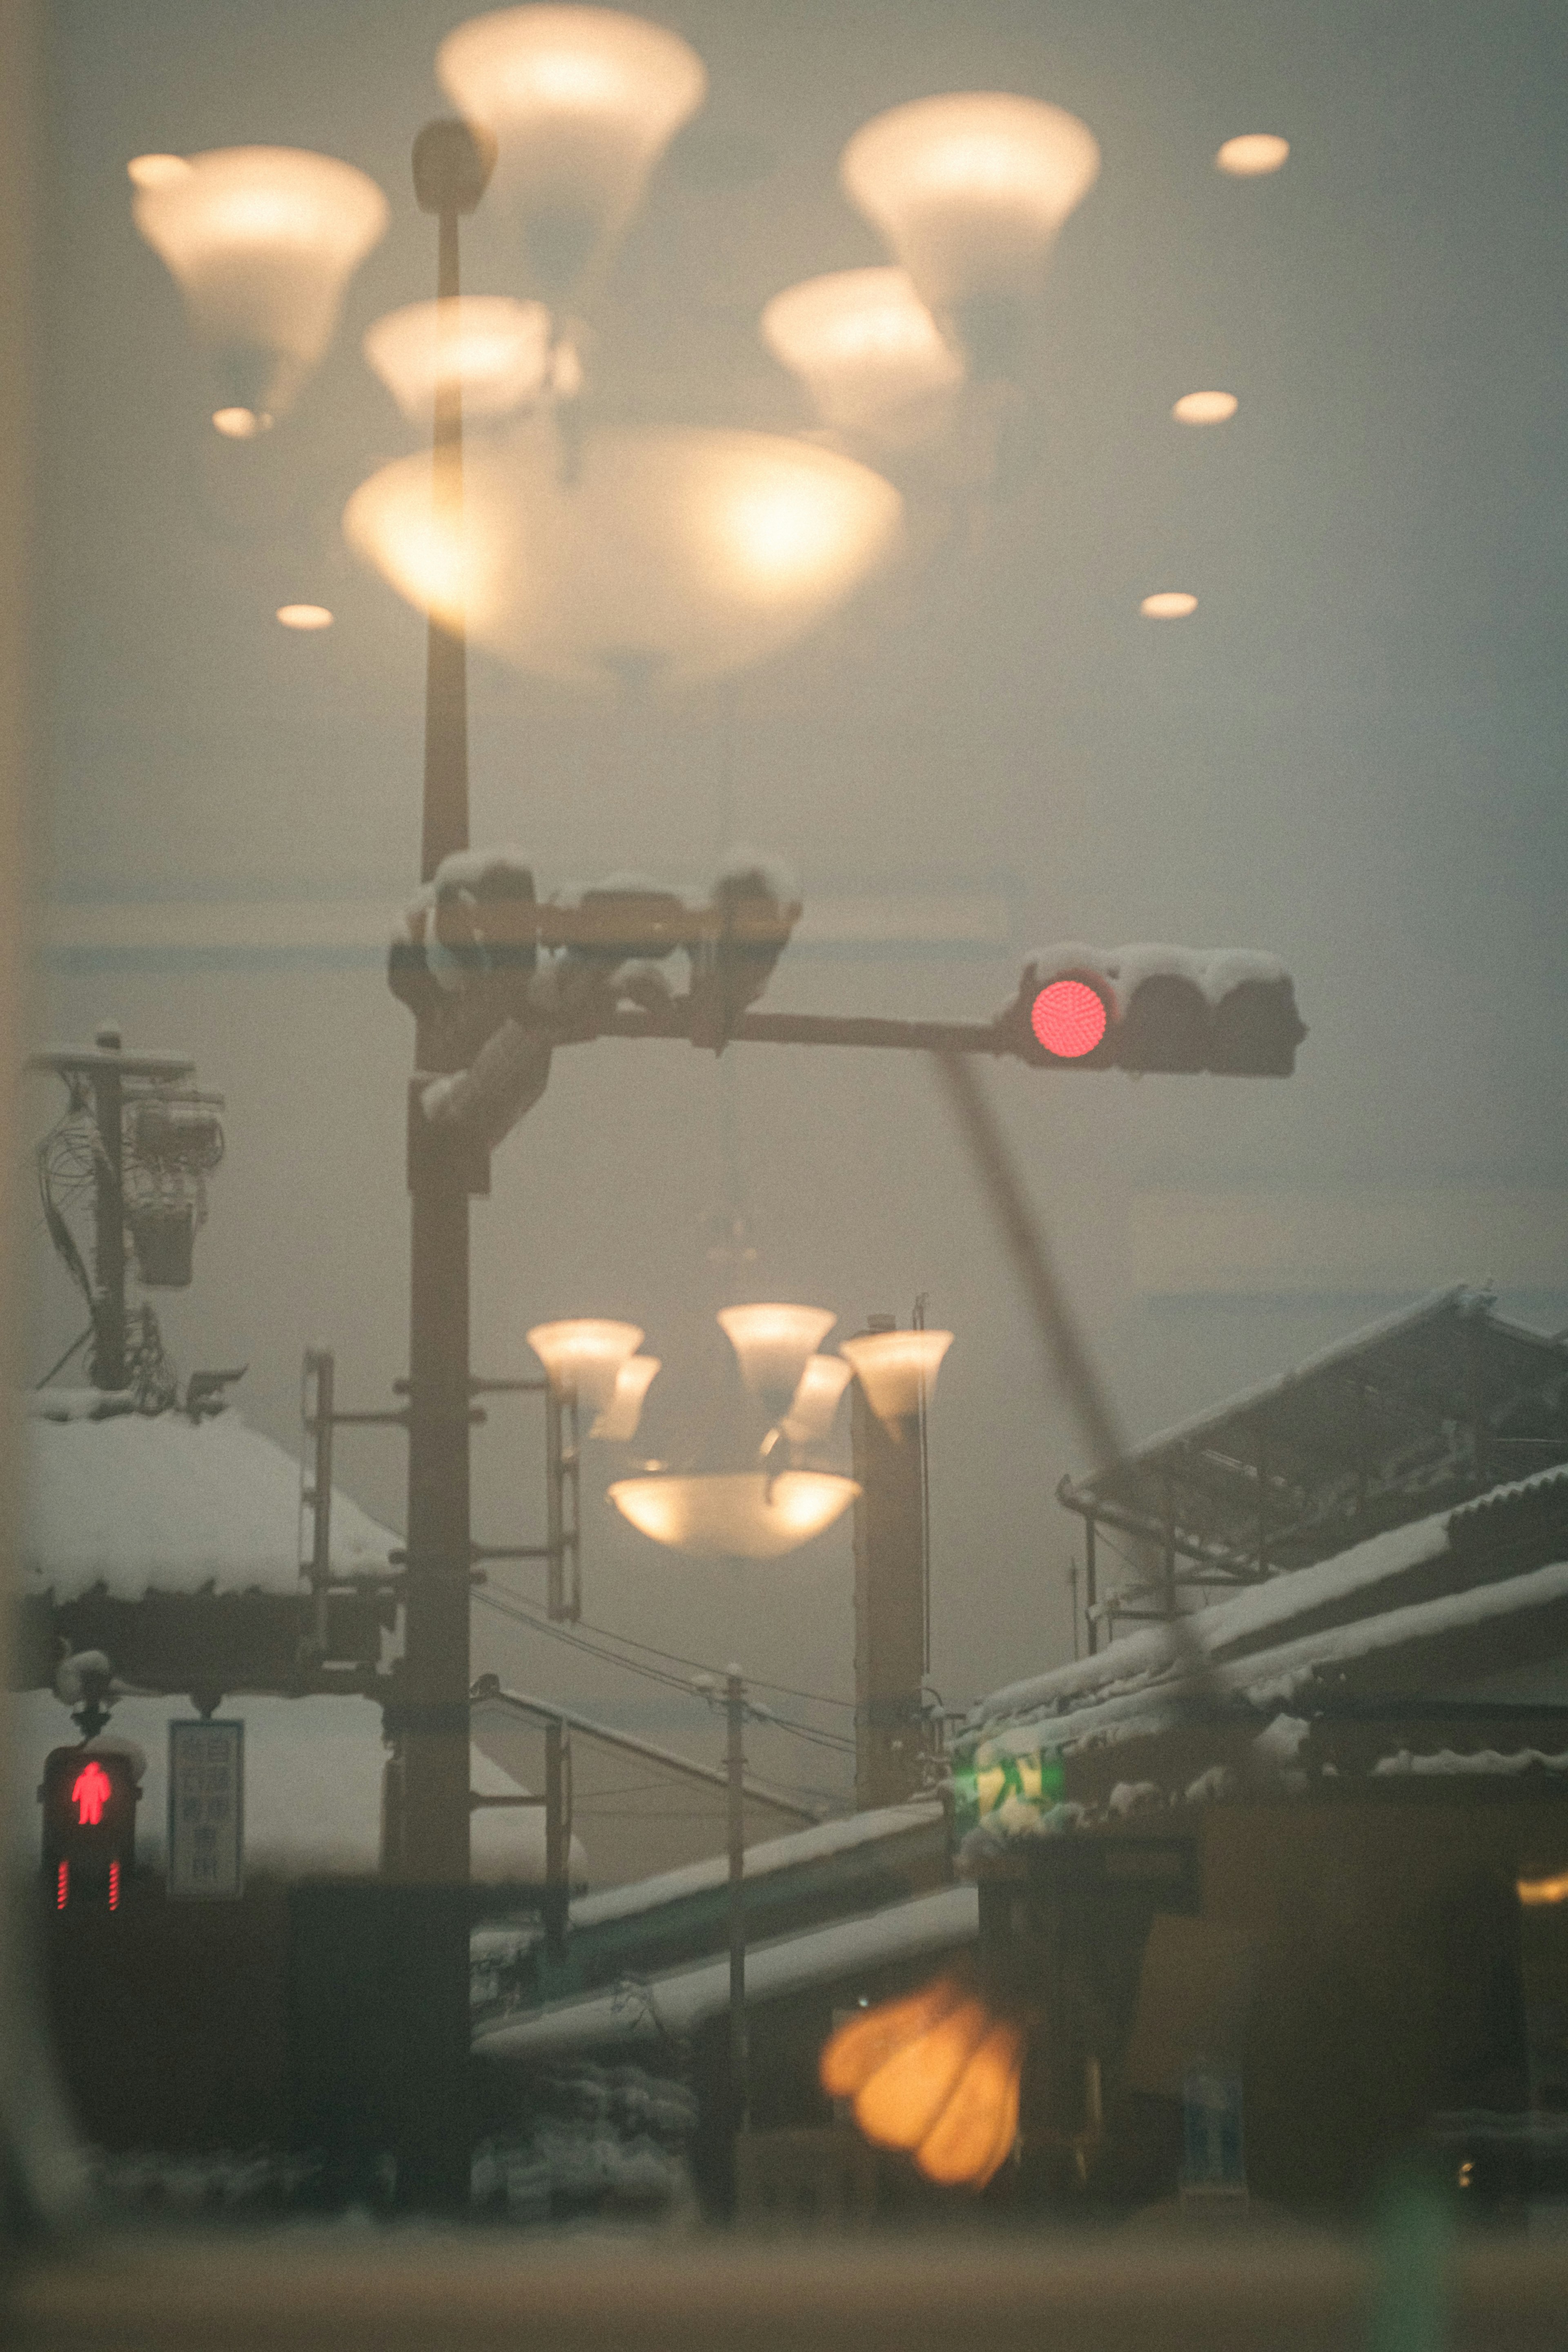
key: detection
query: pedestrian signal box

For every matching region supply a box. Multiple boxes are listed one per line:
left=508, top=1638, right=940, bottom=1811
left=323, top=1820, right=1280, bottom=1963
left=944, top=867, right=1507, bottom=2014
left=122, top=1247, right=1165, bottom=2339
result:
left=40, top=1745, right=138, bottom=1911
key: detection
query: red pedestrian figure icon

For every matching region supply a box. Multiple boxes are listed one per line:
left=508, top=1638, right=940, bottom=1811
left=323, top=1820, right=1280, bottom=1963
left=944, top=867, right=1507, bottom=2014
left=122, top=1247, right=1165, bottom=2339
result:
left=71, top=1759, right=112, bottom=1827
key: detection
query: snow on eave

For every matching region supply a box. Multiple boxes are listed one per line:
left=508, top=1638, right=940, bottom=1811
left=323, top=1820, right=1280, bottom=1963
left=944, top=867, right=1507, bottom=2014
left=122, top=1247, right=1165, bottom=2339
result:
left=474, top=1884, right=978, bottom=2062
left=568, top=1798, right=943, bottom=1933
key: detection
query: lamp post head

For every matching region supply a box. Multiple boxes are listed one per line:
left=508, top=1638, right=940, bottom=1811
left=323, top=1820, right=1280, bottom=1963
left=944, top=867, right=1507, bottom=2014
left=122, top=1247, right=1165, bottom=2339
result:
left=413, top=116, right=499, bottom=216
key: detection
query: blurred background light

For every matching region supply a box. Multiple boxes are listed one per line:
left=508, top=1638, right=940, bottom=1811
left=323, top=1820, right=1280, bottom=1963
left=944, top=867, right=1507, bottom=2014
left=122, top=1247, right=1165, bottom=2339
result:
left=588, top=1352, right=660, bottom=1442
left=608, top=1468, right=858, bottom=1558
left=1140, top=589, right=1198, bottom=617
left=1216, top=132, right=1290, bottom=176
left=1172, top=389, right=1238, bottom=424
left=527, top=1317, right=644, bottom=1416
left=276, top=604, right=334, bottom=630
left=839, top=1327, right=953, bottom=1428
left=363, top=296, right=553, bottom=423
left=760, top=267, right=964, bottom=442
left=126, top=154, right=192, bottom=191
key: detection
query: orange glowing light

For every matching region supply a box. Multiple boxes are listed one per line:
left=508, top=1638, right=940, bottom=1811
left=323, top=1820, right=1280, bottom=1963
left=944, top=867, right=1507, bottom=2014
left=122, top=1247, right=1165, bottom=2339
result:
left=1519, top=1870, right=1568, bottom=1907
left=820, top=1972, right=1026, bottom=2189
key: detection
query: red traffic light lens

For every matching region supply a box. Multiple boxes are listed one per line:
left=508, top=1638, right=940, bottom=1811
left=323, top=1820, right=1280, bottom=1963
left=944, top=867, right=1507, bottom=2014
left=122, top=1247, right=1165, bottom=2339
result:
left=1031, top=978, right=1108, bottom=1058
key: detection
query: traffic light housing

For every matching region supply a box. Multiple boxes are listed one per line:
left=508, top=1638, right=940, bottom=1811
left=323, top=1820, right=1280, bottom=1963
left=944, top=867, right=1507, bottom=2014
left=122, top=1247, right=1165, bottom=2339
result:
left=1000, top=944, right=1306, bottom=1076
left=40, top=1744, right=139, bottom=1911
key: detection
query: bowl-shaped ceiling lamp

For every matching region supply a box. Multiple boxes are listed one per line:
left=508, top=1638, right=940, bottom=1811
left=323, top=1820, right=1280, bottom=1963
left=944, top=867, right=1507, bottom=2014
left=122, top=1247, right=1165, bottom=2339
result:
left=364, top=296, right=552, bottom=423
left=343, top=420, right=903, bottom=689
left=133, top=147, right=388, bottom=426
left=588, top=1352, right=660, bottom=1441
left=437, top=5, right=706, bottom=303
left=608, top=1469, right=858, bottom=1559
left=840, top=94, right=1099, bottom=375
left=527, top=1317, right=643, bottom=1416
left=760, top=267, right=964, bottom=443
left=840, top=1327, right=953, bottom=1430
left=717, top=1304, right=836, bottom=1423
left=780, top=1354, right=854, bottom=1448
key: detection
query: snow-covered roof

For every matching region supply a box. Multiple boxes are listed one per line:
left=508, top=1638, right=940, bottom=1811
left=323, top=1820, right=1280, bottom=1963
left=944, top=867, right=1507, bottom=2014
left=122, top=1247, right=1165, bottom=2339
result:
left=568, top=1798, right=942, bottom=1933
left=22, top=1403, right=395, bottom=1602
left=9, top=1688, right=586, bottom=1883
left=475, top=1883, right=978, bottom=2062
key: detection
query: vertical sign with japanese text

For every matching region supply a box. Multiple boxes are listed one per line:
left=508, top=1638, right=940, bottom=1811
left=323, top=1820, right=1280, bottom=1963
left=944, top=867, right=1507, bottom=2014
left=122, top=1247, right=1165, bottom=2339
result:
left=167, top=1719, right=244, bottom=1900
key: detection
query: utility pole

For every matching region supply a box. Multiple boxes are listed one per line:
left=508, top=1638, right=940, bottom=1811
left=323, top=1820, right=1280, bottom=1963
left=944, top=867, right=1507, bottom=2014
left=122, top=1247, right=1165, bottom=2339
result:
left=851, top=1316, right=928, bottom=1809
left=726, top=1665, right=748, bottom=2135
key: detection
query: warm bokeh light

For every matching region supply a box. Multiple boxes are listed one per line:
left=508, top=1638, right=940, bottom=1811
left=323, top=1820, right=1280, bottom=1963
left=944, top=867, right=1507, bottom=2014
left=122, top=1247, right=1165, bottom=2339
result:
left=589, top=1353, right=660, bottom=1442
left=1031, top=977, right=1107, bottom=1058
left=1172, top=389, right=1238, bottom=425
left=127, top=154, right=192, bottom=191
left=345, top=421, right=902, bottom=690
left=1519, top=1871, right=1568, bottom=1908
left=760, top=267, right=964, bottom=441
left=437, top=6, right=706, bottom=297
left=527, top=1318, right=644, bottom=1416
left=1140, top=590, right=1198, bottom=618
left=363, top=297, right=553, bottom=423
left=780, top=1354, right=854, bottom=1447
left=608, top=1469, right=858, bottom=1558
left=841, top=92, right=1099, bottom=316
left=276, top=604, right=334, bottom=630
left=718, top=1304, right=836, bottom=1418
left=132, top=146, right=388, bottom=419
left=820, top=1974, right=1025, bottom=2190
left=839, top=1327, right=953, bottom=1428
left=1216, top=133, right=1290, bottom=178
left=212, top=405, right=272, bottom=439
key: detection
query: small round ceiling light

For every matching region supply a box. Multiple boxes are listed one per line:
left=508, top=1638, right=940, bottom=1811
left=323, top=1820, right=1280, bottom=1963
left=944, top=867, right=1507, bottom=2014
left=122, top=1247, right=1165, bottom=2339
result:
left=127, top=154, right=192, bottom=191
left=276, top=603, right=334, bottom=629
left=213, top=405, right=272, bottom=438
left=1172, top=390, right=1237, bottom=425
left=1140, top=590, right=1197, bottom=618
left=1216, top=134, right=1290, bottom=178
left=608, top=1468, right=859, bottom=1559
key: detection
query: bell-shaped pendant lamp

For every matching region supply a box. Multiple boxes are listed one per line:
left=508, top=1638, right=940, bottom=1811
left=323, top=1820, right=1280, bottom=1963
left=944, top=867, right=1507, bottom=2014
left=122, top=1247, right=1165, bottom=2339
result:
left=364, top=296, right=553, bottom=423
left=133, top=147, right=388, bottom=427
left=820, top=1973, right=1025, bottom=2189
left=344, top=419, right=902, bottom=688
left=717, top=1304, right=836, bottom=1423
left=588, top=1352, right=660, bottom=1441
left=437, top=5, right=706, bottom=302
left=840, top=1327, right=953, bottom=1430
left=608, top=1468, right=858, bottom=1559
left=527, top=1317, right=643, bottom=1416
left=780, top=1353, right=854, bottom=1448
left=840, top=94, right=1098, bottom=374
left=760, top=267, right=964, bottom=443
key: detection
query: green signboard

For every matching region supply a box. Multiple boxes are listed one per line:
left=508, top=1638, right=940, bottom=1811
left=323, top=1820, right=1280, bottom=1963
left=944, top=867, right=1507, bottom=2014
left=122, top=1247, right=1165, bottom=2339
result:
left=952, top=1742, right=1066, bottom=1840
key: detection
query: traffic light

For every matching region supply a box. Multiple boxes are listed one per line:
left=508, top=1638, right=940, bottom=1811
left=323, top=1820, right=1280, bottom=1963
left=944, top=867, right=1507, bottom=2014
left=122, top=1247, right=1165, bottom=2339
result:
left=40, top=1745, right=139, bottom=1911
left=687, top=855, right=801, bottom=1051
left=999, top=944, right=1306, bottom=1076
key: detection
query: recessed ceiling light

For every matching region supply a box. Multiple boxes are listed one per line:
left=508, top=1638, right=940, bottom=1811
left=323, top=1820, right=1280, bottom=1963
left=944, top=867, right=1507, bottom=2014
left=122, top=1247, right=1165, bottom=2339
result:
left=1141, top=591, right=1198, bottom=619
left=127, top=154, right=192, bottom=190
left=1216, top=134, right=1290, bottom=178
left=1172, top=390, right=1238, bottom=425
left=276, top=604, right=334, bottom=631
left=212, top=407, right=273, bottom=440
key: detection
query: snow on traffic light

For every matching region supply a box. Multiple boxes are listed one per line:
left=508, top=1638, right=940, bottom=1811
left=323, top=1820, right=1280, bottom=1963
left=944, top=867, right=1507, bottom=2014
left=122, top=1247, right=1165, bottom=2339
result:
left=40, top=1744, right=140, bottom=1911
left=1004, top=944, right=1306, bottom=1075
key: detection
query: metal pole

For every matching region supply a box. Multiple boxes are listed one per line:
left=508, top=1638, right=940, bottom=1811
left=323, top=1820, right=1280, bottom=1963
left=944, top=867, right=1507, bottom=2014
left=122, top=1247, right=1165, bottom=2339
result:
left=88, top=1024, right=126, bottom=1390
left=545, top=1717, right=568, bottom=1961
left=726, top=1665, right=748, bottom=2132
left=1084, top=1514, right=1099, bottom=1658
left=306, top=1349, right=334, bottom=1655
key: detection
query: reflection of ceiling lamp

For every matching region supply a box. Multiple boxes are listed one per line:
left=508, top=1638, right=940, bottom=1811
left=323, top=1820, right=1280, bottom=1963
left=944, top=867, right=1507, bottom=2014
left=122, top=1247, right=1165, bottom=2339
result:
left=760, top=267, right=964, bottom=444
left=718, top=1303, right=836, bottom=1423
left=820, top=1974, right=1026, bottom=2189
left=608, top=1468, right=857, bottom=1559
left=364, top=296, right=553, bottom=422
left=344, top=420, right=902, bottom=689
left=841, top=94, right=1099, bottom=375
left=1216, top=133, right=1289, bottom=178
left=780, top=1354, right=853, bottom=1448
left=840, top=1326, right=953, bottom=1431
left=526, top=1316, right=642, bottom=1415
left=133, top=146, right=388, bottom=428
left=590, top=1352, right=660, bottom=1441
left=437, top=5, right=706, bottom=303
left=1172, top=389, right=1237, bottom=425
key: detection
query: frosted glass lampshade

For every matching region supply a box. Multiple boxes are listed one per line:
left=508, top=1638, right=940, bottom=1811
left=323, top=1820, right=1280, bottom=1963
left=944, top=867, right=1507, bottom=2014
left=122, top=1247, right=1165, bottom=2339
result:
left=527, top=1318, right=643, bottom=1414
left=608, top=1469, right=858, bottom=1559
left=437, top=5, right=706, bottom=298
left=589, top=1353, right=660, bottom=1441
left=364, top=297, right=552, bottom=423
left=780, top=1354, right=854, bottom=1448
left=344, top=420, right=902, bottom=689
left=760, top=267, right=964, bottom=441
left=134, top=147, right=388, bottom=423
left=840, top=1328, right=953, bottom=1428
left=718, top=1304, right=836, bottom=1420
left=840, top=94, right=1099, bottom=324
